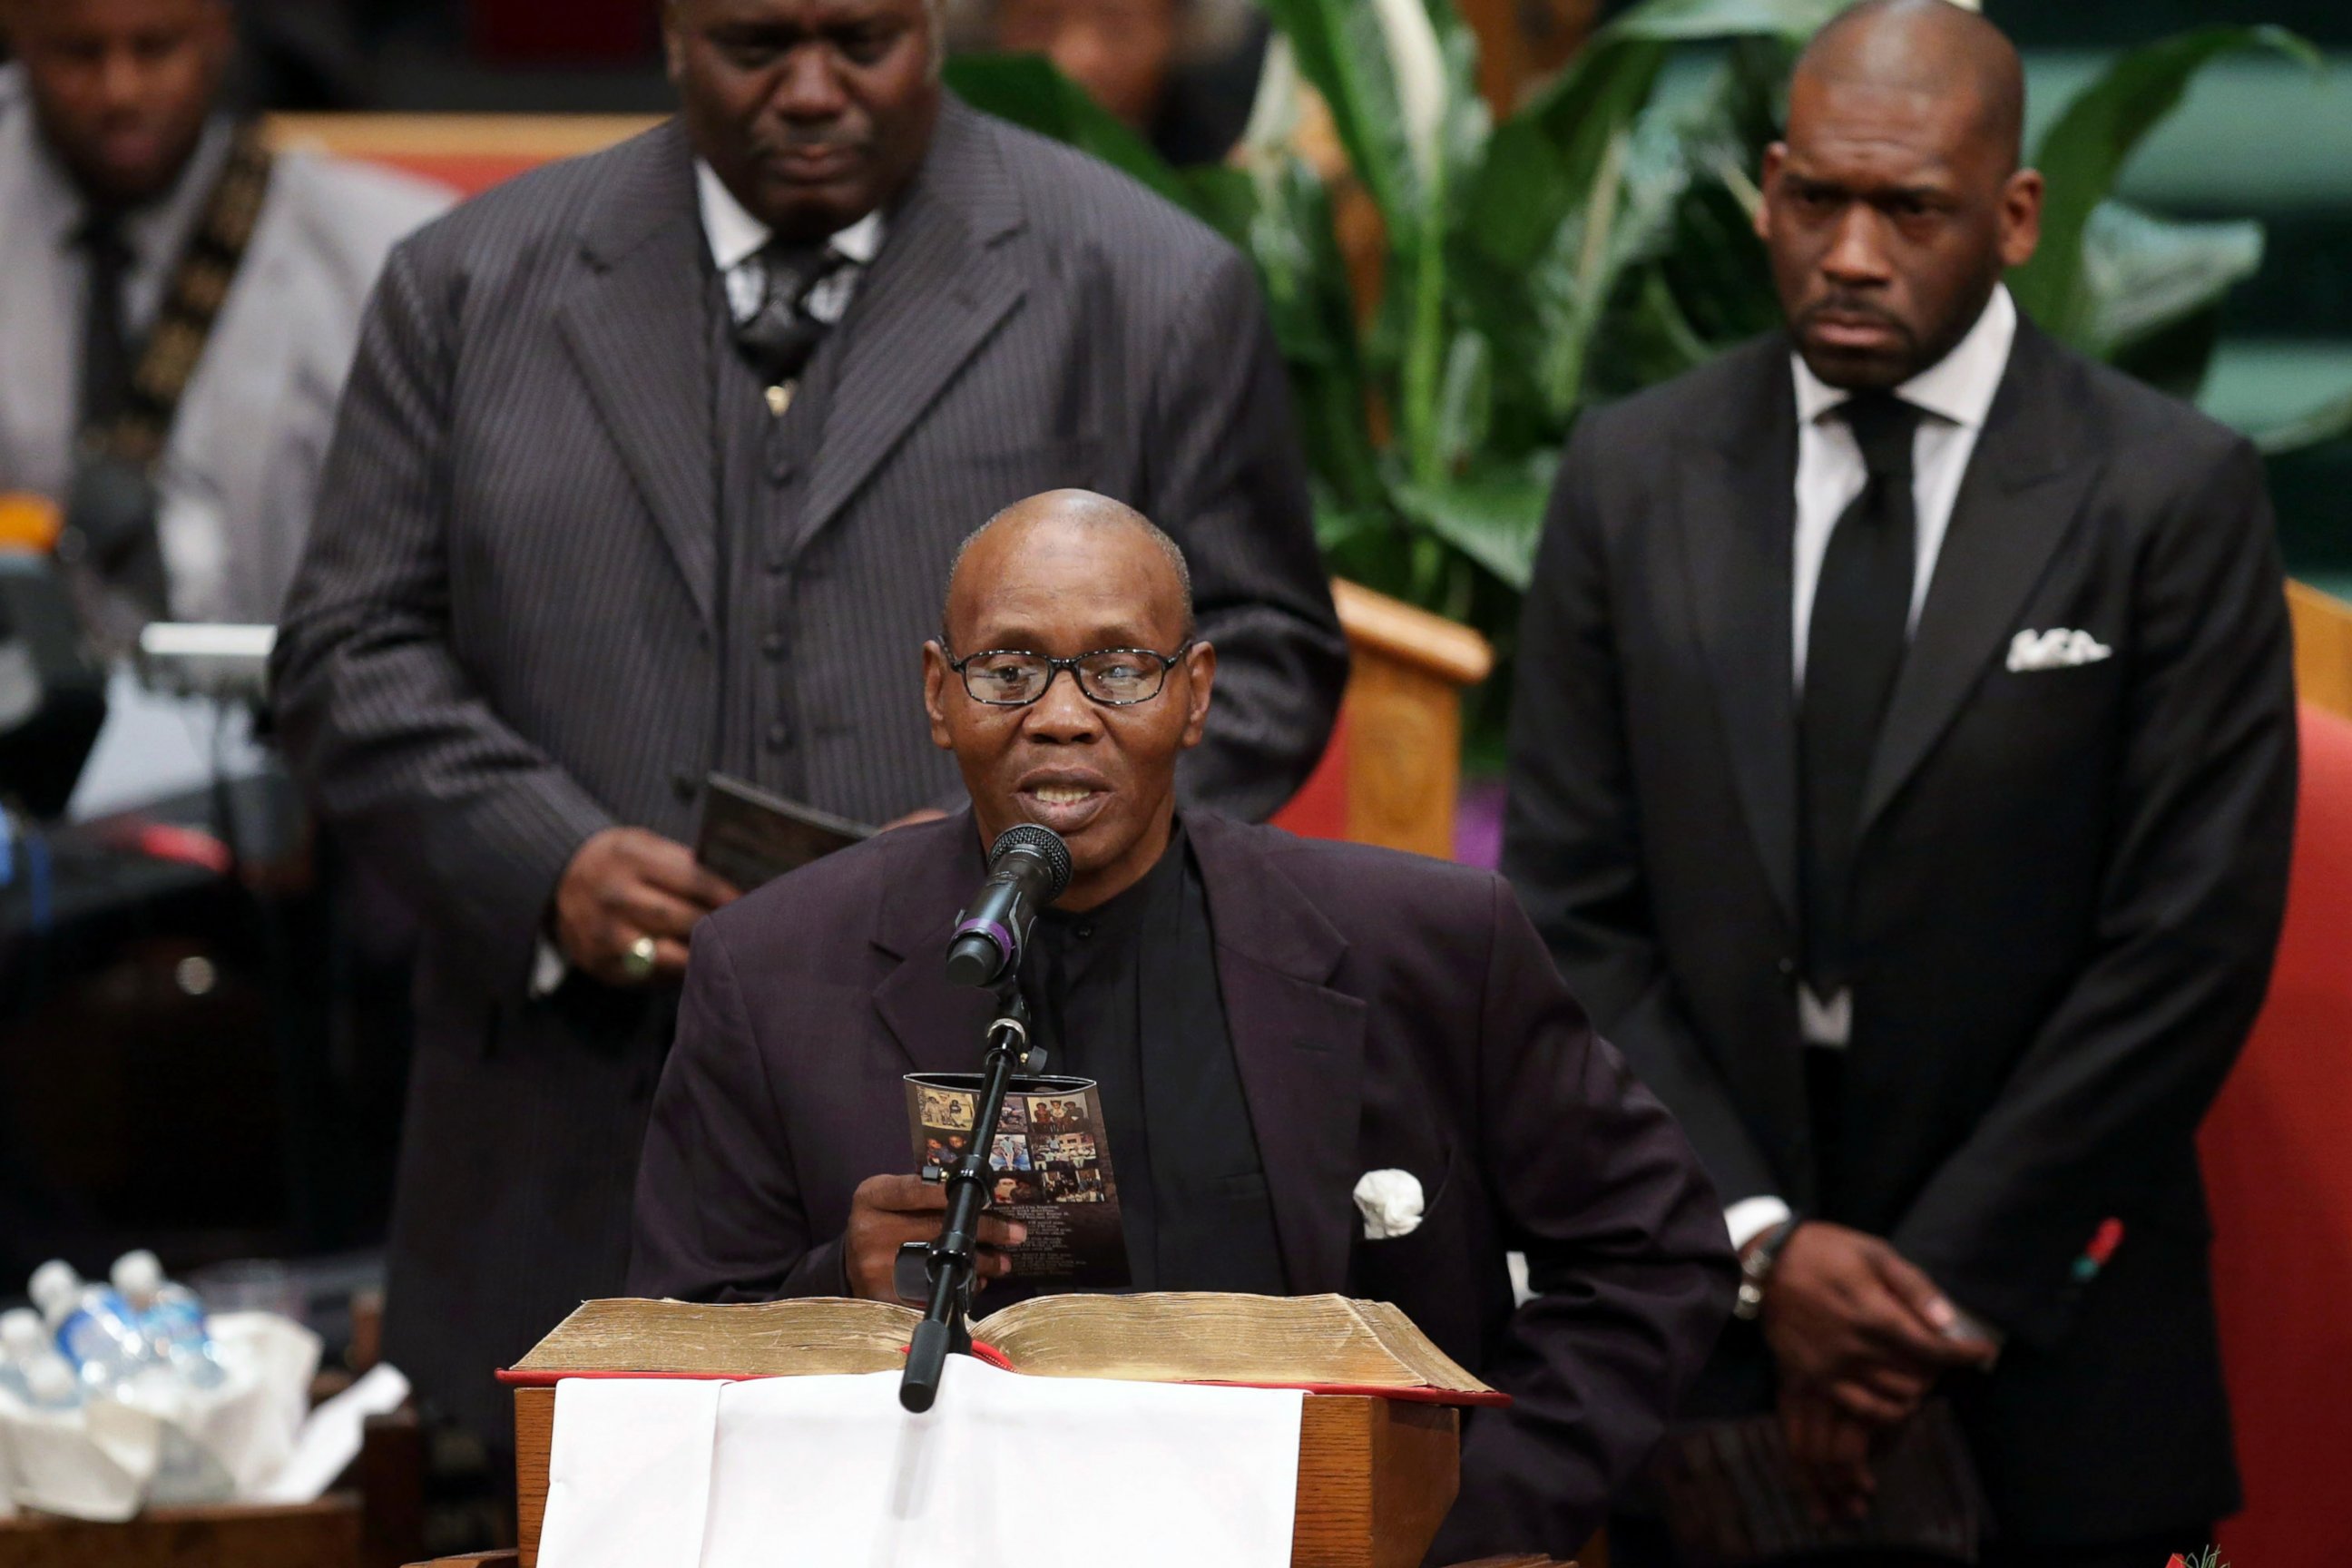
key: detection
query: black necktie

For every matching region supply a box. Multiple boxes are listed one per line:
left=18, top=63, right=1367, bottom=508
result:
left=732, top=240, right=848, bottom=390
left=1799, top=392, right=1923, bottom=993
left=76, top=214, right=137, bottom=437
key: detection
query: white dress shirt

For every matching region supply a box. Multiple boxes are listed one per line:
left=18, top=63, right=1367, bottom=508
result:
left=1730, top=287, right=2018, bottom=1253
left=532, top=171, right=888, bottom=999
left=694, top=160, right=884, bottom=328
left=1790, top=285, right=2018, bottom=686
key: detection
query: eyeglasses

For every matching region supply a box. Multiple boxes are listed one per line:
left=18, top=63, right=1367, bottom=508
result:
left=946, top=642, right=1196, bottom=708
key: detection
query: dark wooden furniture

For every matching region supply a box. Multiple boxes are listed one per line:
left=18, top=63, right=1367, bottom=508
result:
left=0, top=1498, right=361, bottom=1568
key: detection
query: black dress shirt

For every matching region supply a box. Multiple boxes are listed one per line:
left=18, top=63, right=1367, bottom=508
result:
left=1018, top=821, right=1286, bottom=1294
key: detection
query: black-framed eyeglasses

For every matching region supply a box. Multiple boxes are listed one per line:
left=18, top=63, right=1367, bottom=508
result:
left=946, top=642, right=1197, bottom=708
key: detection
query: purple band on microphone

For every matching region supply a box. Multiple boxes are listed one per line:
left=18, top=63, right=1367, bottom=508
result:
left=954, top=916, right=1017, bottom=959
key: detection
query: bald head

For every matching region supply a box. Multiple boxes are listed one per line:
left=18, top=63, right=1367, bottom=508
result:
left=1759, top=0, right=2041, bottom=389
left=942, top=490, right=1195, bottom=651
left=925, top=489, right=1216, bottom=913
left=1797, top=0, right=2024, bottom=173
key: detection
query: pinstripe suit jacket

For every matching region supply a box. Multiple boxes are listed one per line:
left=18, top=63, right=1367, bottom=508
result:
left=270, top=100, right=1345, bottom=1442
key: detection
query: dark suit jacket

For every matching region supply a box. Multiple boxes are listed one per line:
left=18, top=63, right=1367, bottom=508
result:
left=1501, top=320, right=2297, bottom=1543
left=270, top=101, right=1346, bottom=1444
left=631, top=811, right=1737, bottom=1560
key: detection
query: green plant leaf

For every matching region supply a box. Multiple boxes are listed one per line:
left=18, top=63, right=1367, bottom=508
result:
left=1180, top=164, right=1260, bottom=250
left=1256, top=0, right=1423, bottom=228
left=2078, top=203, right=2263, bottom=355
left=1474, top=41, right=1667, bottom=274
left=1394, top=464, right=1554, bottom=592
left=1591, top=0, right=1845, bottom=43
left=2237, top=384, right=2352, bottom=458
left=2011, top=25, right=2318, bottom=343
left=1243, top=156, right=1387, bottom=514
left=943, top=54, right=1200, bottom=211
left=1485, top=0, right=1828, bottom=278
left=1434, top=329, right=1494, bottom=472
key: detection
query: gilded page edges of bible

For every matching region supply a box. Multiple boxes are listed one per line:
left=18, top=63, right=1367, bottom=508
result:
left=1340, top=1298, right=1489, bottom=1395
left=511, top=1298, right=923, bottom=1377
left=511, top=1293, right=1495, bottom=1397
left=979, top=1293, right=1495, bottom=1395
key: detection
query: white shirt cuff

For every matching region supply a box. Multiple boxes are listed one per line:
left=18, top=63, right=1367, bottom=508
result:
left=1725, top=1195, right=1795, bottom=1252
left=531, top=937, right=568, bottom=999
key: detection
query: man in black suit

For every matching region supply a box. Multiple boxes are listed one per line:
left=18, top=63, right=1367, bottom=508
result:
left=270, top=0, right=1345, bottom=1451
left=631, top=489, right=1738, bottom=1561
left=1502, top=3, right=2296, bottom=1563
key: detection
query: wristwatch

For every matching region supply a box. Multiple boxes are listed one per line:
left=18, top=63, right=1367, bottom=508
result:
left=1732, top=1214, right=1805, bottom=1321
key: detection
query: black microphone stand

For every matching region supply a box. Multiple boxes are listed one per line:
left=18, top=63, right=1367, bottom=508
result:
left=897, top=985, right=1034, bottom=1414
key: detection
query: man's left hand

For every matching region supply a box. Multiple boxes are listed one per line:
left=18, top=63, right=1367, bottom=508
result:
left=1762, top=1222, right=1996, bottom=1414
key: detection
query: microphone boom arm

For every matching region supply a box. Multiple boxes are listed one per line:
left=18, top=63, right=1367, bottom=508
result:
left=898, top=989, right=1034, bottom=1414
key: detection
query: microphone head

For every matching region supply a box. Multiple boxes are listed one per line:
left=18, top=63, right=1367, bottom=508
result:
left=988, top=823, right=1073, bottom=903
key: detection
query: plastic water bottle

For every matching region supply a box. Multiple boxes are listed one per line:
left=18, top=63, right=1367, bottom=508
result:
left=1, top=1307, right=42, bottom=1402
left=28, top=1259, right=155, bottom=1390
left=1, top=1304, right=83, bottom=1412
left=113, top=1250, right=226, bottom=1389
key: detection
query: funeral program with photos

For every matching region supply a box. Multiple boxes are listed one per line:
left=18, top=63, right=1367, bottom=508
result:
left=906, top=1073, right=1129, bottom=1289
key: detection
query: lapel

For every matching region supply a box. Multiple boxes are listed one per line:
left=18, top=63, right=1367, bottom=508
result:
left=1859, top=323, right=2096, bottom=832
left=795, top=97, right=1030, bottom=554
left=870, top=812, right=999, bottom=1073
left=554, top=121, right=720, bottom=627
left=1187, top=815, right=1367, bottom=1297
left=1677, top=341, right=1802, bottom=926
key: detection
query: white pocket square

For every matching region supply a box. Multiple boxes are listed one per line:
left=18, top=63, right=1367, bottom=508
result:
left=1353, top=1170, right=1426, bottom=1240
left=2006, top=628, right=2113, bottom=673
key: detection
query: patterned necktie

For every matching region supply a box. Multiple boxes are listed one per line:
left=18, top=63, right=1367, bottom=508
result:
left=732, top=239, right=848, bottom=391
left=1799, top=391, right=1923, bottom=994
left=76, top=213, right=137, bottom=437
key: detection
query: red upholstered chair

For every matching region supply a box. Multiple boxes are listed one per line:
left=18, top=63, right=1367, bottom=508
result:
left=2203, top=702, right=2352, bottom=1568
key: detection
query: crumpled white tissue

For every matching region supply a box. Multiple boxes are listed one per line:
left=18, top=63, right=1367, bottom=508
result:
left=0, top=1310, right=330, bottom=1520
left=1352, top=1169, right=1426, bottom=1240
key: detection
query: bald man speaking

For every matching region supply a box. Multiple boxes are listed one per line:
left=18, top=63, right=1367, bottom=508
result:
left=631, top=489, right=1737, bottom=1559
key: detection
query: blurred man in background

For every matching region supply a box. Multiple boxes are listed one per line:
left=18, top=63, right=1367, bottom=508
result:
left=1504, top=1, right=2294, bottom=1562
left=274, top=0, right=1342, bottom=1459
left=960, top=0, right=1264, bottom=165
left=0, top=0, right=446, bottom=647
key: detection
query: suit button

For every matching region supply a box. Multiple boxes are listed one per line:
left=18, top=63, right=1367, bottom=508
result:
left=761, top=632, right=787, bottom=660
left=1776, top=957, right=1797, bottom=978
left=671, top=771, right=699, bottom=803
left=766, top=552, right=789, bottom=574
left=765, top=722, right=790, bottom=751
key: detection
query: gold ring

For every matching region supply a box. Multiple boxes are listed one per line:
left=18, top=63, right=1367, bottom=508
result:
left=622, top=935, right=658, bottom=982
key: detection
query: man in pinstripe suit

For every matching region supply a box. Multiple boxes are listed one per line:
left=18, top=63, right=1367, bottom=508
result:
left=270, top=0, right=1345, bottom=1453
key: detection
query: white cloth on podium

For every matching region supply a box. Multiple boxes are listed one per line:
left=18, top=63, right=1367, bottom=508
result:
left=537, top=1377, right=724, bottom=1566
left=537, top=1356, right=1306, bottom=1568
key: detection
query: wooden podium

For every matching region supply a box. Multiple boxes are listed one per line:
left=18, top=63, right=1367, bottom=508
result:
left=504, top=1381, right=1461, bottom=1568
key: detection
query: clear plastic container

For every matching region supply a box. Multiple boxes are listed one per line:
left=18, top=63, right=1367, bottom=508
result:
left=1, top=1303, right=85, bottom=1411
left=112, top=1250, right=226, bottom=1389
left=29, top=1259, right=157, bottom=1390
left=17, top=1350, right=83, bottom=1412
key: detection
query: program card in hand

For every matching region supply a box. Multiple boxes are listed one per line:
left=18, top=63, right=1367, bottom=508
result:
left=906, top=1072, right=1130, bottom=1289
left=693, top=772, right=874, bottom=892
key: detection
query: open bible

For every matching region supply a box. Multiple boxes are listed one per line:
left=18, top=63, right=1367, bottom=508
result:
left=502, top=1292, right=1506, bottom=1407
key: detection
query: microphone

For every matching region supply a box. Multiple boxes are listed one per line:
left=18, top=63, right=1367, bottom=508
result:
left=945, top=824, right=1073, bottom=989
